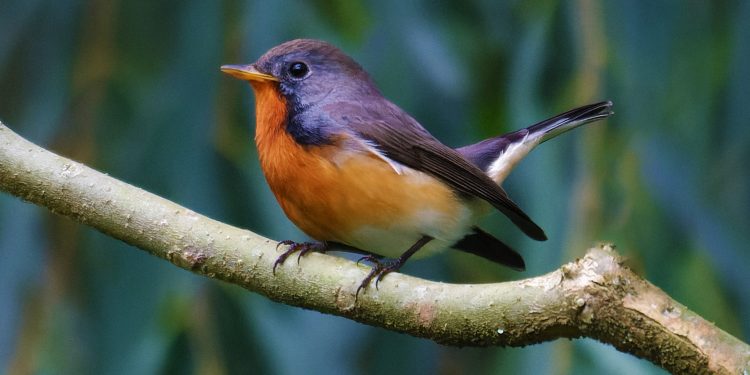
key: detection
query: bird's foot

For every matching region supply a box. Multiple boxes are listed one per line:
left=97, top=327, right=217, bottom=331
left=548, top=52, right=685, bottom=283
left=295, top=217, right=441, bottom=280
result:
left=273, top=240, right=328, bottom=274
left=355, top=256, right=404, bottom=297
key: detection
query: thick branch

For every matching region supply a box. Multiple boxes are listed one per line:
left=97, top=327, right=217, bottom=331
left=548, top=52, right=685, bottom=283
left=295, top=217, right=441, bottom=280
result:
left=0, top=122, right=747, bottom=374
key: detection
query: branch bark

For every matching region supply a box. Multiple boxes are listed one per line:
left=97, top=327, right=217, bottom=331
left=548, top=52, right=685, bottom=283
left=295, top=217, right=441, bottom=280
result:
left=0, top=122, right=747, bottom=374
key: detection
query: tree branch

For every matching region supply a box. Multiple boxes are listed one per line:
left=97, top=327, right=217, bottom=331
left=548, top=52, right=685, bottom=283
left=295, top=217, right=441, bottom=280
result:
left=0, top=122, right=747, bottom=374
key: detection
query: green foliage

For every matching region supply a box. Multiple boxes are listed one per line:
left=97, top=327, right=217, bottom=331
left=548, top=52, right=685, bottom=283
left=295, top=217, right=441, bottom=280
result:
left=1, top=1, right=747, bottom=374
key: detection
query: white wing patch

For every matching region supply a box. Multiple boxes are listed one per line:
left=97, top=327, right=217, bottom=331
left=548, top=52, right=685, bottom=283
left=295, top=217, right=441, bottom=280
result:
left=357, top=138, right=406, bottom=175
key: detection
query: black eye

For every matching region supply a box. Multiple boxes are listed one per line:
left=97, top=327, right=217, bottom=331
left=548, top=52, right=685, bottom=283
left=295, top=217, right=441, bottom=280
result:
left=288, top=62, right=309, bottom=79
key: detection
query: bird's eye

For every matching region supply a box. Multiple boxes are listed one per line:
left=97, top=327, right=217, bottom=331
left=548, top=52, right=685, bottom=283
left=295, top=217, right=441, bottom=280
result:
left=288, top=62, right=309, bottom=79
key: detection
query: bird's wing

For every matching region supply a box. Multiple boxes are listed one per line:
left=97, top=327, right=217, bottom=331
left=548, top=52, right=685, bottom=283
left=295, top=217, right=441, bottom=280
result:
left=342, top=101, right=547, bottom=241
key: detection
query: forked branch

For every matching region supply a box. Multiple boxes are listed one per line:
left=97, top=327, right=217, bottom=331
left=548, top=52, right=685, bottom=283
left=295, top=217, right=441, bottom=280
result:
left=0, top=123, right=747, bottom=374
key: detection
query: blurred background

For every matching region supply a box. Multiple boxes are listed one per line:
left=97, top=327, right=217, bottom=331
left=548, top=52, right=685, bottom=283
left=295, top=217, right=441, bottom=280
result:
left=1, top=1, right=748, bottom=374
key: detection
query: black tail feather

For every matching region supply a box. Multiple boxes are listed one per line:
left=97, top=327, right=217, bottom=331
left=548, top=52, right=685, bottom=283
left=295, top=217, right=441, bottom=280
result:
left=451, top=227, right=525, bottom=271
left=457, top=101, right=613, bottom=172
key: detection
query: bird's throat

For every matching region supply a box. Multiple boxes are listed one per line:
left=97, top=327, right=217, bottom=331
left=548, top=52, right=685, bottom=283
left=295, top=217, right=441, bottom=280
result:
left=250, top=82, right=288, bottom=154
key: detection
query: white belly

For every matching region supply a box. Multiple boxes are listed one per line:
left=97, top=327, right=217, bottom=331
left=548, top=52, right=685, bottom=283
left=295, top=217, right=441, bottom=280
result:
left=347, top=202, right=480, bottom=259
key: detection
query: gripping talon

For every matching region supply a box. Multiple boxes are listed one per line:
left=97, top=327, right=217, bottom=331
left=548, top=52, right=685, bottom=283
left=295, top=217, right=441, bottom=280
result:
left=356, top=254, right=380, bottom=267
left=355, top=258, right=401, bottom=297
left=356, top=269, right=378, bottom=297
left=273, top=241, right=327, bottom=274
left=354, top=236, right=433, bottom=299
left=276, top=240, right=294, bottom=251
left=272, top=248, right=294, bottom=274
left=374, top=270, right=388, bottom=289
left=296, top=241, right=326, bottom=264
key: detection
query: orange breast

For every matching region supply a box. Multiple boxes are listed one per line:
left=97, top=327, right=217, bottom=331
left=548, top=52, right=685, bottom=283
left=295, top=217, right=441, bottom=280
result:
left=250, top=82, right=478, bottom=257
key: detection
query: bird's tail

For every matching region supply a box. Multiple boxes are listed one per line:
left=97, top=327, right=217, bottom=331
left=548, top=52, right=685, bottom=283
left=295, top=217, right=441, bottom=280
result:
left=456, top=101, right=613, bottom=183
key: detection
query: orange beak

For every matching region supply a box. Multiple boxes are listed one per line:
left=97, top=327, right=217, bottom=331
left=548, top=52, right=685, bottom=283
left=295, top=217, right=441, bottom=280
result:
left=220, top=64, right=278, bottom=82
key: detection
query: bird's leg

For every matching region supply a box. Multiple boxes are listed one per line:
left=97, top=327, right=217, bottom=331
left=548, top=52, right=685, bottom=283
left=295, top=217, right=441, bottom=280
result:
left=273, top=240, right=329, bottom=274
left=356, top=235, right=433, bottom=297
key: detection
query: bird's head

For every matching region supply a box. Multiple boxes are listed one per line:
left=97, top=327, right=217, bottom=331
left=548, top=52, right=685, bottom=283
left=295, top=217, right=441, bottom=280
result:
left=222, top=39, right=381, bottom=109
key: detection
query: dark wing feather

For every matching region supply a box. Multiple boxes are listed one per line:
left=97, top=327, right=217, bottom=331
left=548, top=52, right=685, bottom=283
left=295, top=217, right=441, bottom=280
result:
left=342, top=101, right=547, bottom=241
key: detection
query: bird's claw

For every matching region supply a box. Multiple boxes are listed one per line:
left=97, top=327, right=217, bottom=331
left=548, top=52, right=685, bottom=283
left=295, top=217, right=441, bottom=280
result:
left=273, top=241, right=327, bottom=274
left=355, top=257, right=402, bottom=298
left=356, top=254, right=380, bottom=266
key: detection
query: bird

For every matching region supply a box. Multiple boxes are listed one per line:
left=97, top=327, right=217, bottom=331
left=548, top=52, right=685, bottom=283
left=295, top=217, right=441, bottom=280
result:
left=221, top=39, right=612, bottom=294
